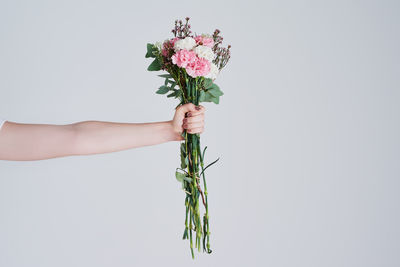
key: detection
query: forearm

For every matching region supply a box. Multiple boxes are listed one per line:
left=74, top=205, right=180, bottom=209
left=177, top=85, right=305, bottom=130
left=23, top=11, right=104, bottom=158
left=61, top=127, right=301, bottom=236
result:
left=0, top=120, right=181, bottom=161
left=0, top=103, right=203, bottom=161
left=72, top=120, right=181, bottom=155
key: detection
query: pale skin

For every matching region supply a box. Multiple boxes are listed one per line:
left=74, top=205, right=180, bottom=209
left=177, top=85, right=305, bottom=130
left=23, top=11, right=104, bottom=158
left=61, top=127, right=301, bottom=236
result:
left=0, top=103, right=205, bottom=161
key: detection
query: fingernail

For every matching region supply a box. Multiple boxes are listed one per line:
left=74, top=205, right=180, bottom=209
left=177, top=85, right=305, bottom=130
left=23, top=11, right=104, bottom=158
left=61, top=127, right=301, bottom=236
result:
left=187, top=112, right=192, bottom=117
left=183, top=124, right=187, bottom=128
left=195, top=106, right=201, bottom=110
left=183, top=118, right=187, bottom=123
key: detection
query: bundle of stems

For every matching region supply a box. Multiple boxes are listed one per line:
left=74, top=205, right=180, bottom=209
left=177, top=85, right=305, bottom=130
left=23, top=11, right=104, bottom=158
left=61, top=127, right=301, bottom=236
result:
left=174, top=71, right=219, bottom=258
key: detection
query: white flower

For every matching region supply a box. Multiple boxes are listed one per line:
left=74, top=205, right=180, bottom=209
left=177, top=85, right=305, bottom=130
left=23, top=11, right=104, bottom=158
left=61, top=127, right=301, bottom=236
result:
left=205, top=63, right=219, bottom=80
left=174, top=37, right=196, bottom=51
left=155, top=41, right=162, bottom=50
left=194, top=45, right=214, bottom=62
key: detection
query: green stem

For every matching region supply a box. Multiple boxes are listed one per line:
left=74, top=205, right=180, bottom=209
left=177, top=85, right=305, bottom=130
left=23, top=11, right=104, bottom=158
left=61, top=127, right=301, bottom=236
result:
left=180, top=74, right=212, bottom=257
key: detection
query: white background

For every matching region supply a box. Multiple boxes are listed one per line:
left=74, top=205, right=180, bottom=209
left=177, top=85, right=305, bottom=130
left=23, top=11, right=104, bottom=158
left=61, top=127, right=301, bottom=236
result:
left=1, top=0, right=399, bottom=266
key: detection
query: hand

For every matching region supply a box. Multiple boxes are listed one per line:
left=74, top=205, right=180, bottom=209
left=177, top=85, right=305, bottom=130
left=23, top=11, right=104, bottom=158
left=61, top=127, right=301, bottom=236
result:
left=170, top=103, right=205, bottom=141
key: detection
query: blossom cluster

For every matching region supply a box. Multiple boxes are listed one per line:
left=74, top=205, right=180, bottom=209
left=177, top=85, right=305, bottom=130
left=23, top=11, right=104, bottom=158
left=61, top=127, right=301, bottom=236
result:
left=162, top=35, right=219, bottom=79
left=155, top=17, right=231, bottom=80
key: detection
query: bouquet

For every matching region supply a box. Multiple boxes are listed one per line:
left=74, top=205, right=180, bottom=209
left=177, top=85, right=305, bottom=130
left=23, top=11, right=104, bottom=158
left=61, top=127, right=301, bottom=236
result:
left=145, top=17, right=231, bottom=258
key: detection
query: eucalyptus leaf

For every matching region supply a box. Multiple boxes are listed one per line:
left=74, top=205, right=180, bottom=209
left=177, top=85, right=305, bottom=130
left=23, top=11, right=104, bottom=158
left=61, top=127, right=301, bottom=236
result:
left=147, top=58, right=161, bottom=71
left=167, top=91, right=177, bottom=98
left=156, top=85, right=170, bottom=94
left=158, top=74, right=173, bottom=78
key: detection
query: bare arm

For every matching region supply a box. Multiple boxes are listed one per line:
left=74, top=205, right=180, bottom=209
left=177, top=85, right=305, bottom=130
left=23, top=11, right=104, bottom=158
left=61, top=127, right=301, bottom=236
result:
left=0, top=103, right=205, bottom=161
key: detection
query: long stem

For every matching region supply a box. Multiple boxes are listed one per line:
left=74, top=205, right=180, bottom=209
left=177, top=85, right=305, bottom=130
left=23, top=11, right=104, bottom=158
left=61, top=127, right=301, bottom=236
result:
left=180, top=74, right=212, bottom=257
left=199, top=141, right=211, bottom=253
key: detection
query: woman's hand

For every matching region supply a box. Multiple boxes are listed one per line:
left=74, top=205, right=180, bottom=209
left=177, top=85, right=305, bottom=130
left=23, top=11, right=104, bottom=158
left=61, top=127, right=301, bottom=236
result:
left=170, top=103, right=205, bottom=141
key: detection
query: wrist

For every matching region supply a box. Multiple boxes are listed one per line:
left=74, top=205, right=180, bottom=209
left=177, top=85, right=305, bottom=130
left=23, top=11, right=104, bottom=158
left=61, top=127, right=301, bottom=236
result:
left=165, top=120, right=183, bottom=142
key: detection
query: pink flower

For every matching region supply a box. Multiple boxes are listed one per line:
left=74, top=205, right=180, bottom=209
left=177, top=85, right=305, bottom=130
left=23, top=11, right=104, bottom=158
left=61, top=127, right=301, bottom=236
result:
left=186, top=57, right=211, bottom=78
left=171, top=49, right=197, bottom=68
left=194, top=35, right=214, bottom=48
left=162, top=38, right=181, bottom=57
left=171, top=37, right=180, bottom=46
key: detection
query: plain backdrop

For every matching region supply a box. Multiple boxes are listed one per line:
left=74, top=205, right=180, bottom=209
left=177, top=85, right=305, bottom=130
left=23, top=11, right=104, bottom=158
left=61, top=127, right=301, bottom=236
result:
left=0, top=1, right=399, bottom=266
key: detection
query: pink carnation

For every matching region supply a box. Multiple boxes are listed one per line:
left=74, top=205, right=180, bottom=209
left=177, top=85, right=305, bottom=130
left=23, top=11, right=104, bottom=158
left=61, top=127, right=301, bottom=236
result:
left=171, top=49, right=197, bottom=68
left=186, top=57, right=211, bottom=78
left=194, top=35, right=214, bottom=48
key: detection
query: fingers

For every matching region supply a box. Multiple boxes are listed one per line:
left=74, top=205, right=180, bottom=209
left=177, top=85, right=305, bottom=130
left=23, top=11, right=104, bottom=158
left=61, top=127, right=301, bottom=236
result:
left=184, top=121, right=203, bottom=129
left=176, top=103, right=206, bottom=135
left=185, top=126, right=204, bottom=134
left=184, top=105, right=205, bottom=118
left=177, top=103, right=197, bottom=116
left=184, top=113, right=204, bottom=124
left=183, top=114, right=204, bottom=133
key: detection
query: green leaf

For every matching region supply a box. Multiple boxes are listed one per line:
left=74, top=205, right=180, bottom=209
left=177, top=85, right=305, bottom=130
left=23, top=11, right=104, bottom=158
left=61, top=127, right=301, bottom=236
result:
left=182, top=228, right=188, bottom=240
left=180, top=144, right=187, bottom=169
left=200, top=157, right=220, bottom=176
left=175, top=171, right=192, bottom=186
left=181, top=158, right=187, bottom=169
left=204, top=78, right=213, bottom=89
left=210, top=95, right=220, bottom=104
left=208, top=83, right=224, bottom=97
left=199, top=146, right=207, bottom=163
left=199, top=90, right=220, bottom=104
left=156, top=85, right=170, bottom=94
left=199, top=90, right=206, bottom=102
left=180, top=142, right=186, bottom=153
left=145, top=43, right=157, bottom=58
left=147, top=58, right=161, bottom=71
left=175, top=171, right=186, bottom=183
left=167, top=91, right=177, bottom=98
left=183, top=176, right=193, bottom=183
left=164, top=79, right=176, bottom=87
left=158, top=74, right=173, bottom=78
